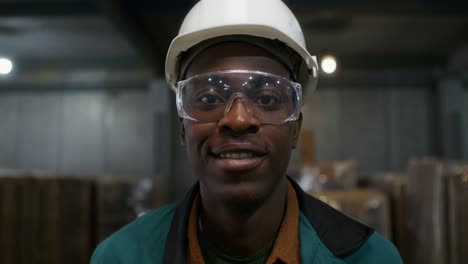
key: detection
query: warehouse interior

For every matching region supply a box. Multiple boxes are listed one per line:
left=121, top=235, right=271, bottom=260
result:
left=0, top=0, right=467, bottom=263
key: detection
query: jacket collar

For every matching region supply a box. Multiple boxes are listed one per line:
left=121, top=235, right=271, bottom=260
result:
left=289, top=179, right=373, bottom=258
left=163, top=178, right=373, bottom=263
left=163, top=182, right=199, bottom=264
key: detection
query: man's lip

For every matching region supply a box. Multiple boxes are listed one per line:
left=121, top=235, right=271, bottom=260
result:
left=209, top=144, right=267, bottom=157
left=212, top=157, right=264, bottom=172
left=208, top=144, right=268, bottom=171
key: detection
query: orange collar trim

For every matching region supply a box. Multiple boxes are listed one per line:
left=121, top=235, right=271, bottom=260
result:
left=187, top=181, right=300, bottom=264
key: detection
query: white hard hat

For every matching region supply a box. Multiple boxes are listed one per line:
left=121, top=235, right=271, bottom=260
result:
left=165, top=0, right=319, bottom=93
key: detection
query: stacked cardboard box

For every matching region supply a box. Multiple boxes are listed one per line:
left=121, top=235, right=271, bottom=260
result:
left=0, top=173, right=166, bottom=264
left=95, top=176, right=162, bottom=243
left=405, top=158, right=468, bottom=264
left=299, top=129, right=317, bottom=166
left=311, top=188, right=392, bottom=240
left=0, top=175, right=45, bottom=264
left=297, top=128, right=358, bottom=192
left=369, top=173, right=407, bottom=252
left=405, top=158, right=448, bottom=264
left=0, top=176, right=19, bottom=264
left=32, top=176, right=61, bottom=264
left=447, top=168, right=468, bottom=264
left=58, top=178, right=94, bottom=264
left=0, top=174, right=94, bottom=264
left=298, top=161, right=358, bottom=192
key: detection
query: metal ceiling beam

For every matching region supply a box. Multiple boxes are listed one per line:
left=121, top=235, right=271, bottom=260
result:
left=332, top=53, right=447, bottom=70
left=100, top=0, right=168, bottom=75
left=0, top=1, right=100, bottom=16
left=290, top=0, right=468, bottom=15
left=0, top=69, right=151, bottom=90
left=102, top=0, right=468, bottom=16
left=14, top=56, right=146, bottom=72
left=1, top=0, right=466, bottom=17
left=99, top=0, right=199, bottom=74
left=98, top=0, right=467, bottom=76
left=99, top=0, right=196, bottom=15
left=317, top=69, right=435, bottom=88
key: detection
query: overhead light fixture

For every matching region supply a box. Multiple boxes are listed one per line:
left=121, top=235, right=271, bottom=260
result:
left=0, top=58, right=13, bottom=75
left=321, top=55, right=337, bottom=74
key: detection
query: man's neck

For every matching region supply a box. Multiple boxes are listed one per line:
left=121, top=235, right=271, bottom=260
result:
left=198, top=179, right=288, bottom=259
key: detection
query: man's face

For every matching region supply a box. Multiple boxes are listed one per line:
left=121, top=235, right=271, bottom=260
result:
left=180, top=42, right=302, bottom=208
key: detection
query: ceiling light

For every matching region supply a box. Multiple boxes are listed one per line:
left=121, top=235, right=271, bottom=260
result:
left=321, top=55, right=337, bottom=74
left=0, top=58, right=13, bottom=75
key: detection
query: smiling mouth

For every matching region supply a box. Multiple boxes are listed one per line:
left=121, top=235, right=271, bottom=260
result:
left=213, top=150, right=267, bottom=159
left=211, top=150, right=266, bottom=171
left=218, top=152, right=258, bottom=159
left=209, top=145, right=267, bottom=171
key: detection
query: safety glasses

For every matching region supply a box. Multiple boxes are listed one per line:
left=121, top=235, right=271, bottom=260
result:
left=176, top=70, right=302, bottom=125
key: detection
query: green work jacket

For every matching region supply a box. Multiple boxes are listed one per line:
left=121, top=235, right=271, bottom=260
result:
left=91, top=180, right=403, bottom=264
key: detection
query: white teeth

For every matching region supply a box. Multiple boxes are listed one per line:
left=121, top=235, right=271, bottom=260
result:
left=219, top=152, right=254, bottom=159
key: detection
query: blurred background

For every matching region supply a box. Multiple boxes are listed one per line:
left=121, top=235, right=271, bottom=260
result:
left=0, top=0, right=467, bottom=263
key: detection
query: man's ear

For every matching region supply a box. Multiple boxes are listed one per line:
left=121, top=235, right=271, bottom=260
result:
left=179, top=117, right=186, bottom=145
left=291, top=113, right=302, bottom=149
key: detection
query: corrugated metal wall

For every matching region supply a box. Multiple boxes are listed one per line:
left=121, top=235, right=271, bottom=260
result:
left=465, top=88, right=468, bottom=159
left=0, top=89, right=154, bottom=176
left=302, top=86, right=434, bottom=173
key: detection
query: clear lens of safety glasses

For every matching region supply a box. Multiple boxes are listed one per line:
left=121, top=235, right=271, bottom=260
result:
left=176, top=70, right=302, bottom=125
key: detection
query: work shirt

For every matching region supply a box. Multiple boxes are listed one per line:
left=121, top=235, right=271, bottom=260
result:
left=91, top=179, right=403, bottom=264
left=187, top=182, right=300, bottom=263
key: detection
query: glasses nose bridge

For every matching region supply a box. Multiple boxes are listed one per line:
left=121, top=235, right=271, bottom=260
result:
left=224, top=92, right=253, bottom=117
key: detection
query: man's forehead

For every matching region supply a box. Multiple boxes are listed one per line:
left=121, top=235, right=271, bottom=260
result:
left=185, top=42, right=290, bottom=78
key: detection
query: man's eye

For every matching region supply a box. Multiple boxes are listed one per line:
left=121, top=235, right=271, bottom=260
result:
left=256, top=95, right=279, bottom=106
left=199, top=94, right=224, bottom=104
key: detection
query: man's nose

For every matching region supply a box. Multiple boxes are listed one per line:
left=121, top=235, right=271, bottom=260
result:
left=217, top=98, right=260, bottom=135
